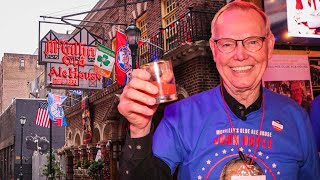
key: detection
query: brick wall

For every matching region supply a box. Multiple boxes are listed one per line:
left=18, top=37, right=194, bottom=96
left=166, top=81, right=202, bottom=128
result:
left=0, top=100, right=15, bottom=179
left=87, top=0, right=225, bottom=47
left=175, top=55, right=220, bottom=96
left=65, top=83, right=123, bottom=144
left=0, top=53, right=43, bottom=113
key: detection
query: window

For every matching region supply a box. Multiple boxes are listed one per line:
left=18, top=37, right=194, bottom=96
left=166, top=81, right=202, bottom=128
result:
left=36, top=61, right=40, bottom=68
left=137, top=14, right=149, bottom=64
left=161, top=0, right=177, bottom=51
left=165, top=0, right=176, bottom=14
left=19, top=57, right=25, bottom=68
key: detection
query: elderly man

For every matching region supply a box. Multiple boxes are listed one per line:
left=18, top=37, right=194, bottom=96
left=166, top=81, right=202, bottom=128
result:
left=118, top=1, right=320, bottom=179
left=290, top=81, right=311, bottom=112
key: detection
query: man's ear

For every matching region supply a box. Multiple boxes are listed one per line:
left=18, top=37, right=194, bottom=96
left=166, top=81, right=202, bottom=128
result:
left=209, top=38, right=217, bottom=62
left=267, top=33, right=275, bottom=60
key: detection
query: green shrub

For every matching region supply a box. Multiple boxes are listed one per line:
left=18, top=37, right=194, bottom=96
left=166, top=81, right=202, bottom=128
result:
left=76, top=160, right=81, bottom=168
left=42, top=153, right=64, bottom=179
left=83, top=159, right=91, bottom=169
left=88, top=159, right=104, bottom=179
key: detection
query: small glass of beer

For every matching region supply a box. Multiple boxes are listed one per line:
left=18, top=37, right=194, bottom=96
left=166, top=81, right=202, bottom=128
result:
left=140, top=60, right=178, bottom=104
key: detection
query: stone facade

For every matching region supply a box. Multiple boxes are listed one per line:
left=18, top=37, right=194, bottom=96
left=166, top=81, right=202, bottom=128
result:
left=0, top=53, right=43, bottom=113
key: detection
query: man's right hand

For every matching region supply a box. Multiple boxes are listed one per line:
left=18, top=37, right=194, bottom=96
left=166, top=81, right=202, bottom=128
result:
left=118, top=69, right=159, bottom=138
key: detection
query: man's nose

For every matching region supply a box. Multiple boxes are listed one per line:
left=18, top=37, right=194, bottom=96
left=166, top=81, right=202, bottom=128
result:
left=233, top=42, right=248, bottom=61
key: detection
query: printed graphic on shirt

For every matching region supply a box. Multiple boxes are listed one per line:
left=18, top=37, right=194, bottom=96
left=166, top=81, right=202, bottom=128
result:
left=196, top=127, right=280, bottom=180
left=220, top=157, right=264, bottom=179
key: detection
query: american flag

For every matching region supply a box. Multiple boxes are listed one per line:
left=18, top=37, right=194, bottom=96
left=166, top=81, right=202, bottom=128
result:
left=34, top=102, right=50, bottom=128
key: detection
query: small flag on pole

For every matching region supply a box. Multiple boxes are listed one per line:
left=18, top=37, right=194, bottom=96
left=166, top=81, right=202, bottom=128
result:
left=47, top=93, right=68, bottom=126
left=94, top=43, right=115, bottom=78
left=34, top=102, right=50, bottom=128
left=115, top=31, right=132, bottom=85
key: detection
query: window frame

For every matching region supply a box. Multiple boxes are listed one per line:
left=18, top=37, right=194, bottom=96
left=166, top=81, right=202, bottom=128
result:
left=161, top=0, right=177, bottom=51
left=137, top=13, right=149, bottom=64
left=19, top=57, right=25, bottom=68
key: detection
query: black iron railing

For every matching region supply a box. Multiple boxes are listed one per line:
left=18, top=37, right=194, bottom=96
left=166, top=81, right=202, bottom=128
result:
left=163, top=8, right=215, bottom=51
left=188, top=9, right=215, bottom=41
left=138, top=31, right=164, bottom=64
left=139, top=8, right=215, bottom=63
left=148, top=31, right=164, bottom=61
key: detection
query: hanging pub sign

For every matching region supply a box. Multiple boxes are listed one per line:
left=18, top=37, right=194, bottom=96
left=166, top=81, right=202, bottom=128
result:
left=40, top=28, right=103, bottom=89
left=39, top=28, right=99, bottom=65
left=46, top=63, right=103, bottom=89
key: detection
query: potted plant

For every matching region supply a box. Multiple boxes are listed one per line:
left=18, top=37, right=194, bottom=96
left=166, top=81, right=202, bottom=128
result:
left=77, top=160, right=81, bottom=169
left=42, top=153, right=65, bottom=179
left=88, top=159, right=104, bottom=180
left=83, top=159, right=91, bottom=169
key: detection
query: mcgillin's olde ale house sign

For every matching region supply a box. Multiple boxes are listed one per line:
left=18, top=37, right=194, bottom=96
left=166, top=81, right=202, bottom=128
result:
left=39, top=28, right=103, bottom=89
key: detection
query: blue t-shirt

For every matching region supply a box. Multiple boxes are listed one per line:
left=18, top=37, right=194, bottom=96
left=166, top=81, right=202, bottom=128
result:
left=153, top=86, right=320, bottom=179
left=310, top=95, right=320, bottom=152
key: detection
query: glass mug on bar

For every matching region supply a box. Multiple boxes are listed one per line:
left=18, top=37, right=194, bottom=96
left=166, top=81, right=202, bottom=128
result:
left=140, top=60, right=178, bottom=104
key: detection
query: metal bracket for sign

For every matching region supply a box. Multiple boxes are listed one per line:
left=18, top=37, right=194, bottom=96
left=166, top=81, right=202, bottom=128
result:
left=39, top=0, right=154, bottom=59
left=39, top=0, right=153, bottom=90
left=60, top=0, right=153, bottom=27
left=38, top=0, right=153, bottom=63
left=38, top=20, right=108, bottom=48
left=40, top=16, right=128, bottom=34
left=38, top=20, right=102, bottom=64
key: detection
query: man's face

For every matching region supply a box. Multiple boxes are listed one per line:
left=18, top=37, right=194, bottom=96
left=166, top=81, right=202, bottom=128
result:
left=291, top=82, right=302, bottom=102
left=210, top=9, right=274, bottom=92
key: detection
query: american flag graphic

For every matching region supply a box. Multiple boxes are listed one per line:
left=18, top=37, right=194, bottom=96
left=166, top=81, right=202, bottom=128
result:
left=34, top=102, right=50, bottom=128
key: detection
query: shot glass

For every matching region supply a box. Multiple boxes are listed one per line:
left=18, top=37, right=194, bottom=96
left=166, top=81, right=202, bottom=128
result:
left=140, top=60, right=178, bottom=104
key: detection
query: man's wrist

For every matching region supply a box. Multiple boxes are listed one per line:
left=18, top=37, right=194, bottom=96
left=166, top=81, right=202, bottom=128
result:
left=129, top=121, right=152, bottom=138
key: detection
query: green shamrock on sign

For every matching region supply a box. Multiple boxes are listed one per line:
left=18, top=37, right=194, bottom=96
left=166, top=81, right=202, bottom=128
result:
left=97, top=54, right=110, bottom=67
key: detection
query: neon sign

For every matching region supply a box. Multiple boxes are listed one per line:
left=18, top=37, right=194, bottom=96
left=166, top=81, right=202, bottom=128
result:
left=41, top=28, right=103, bottom=89
left=47, top=63, right=102, bottom=88
left=48, top=67, right=101, bottom=82
left=44, top=40, right=95, bottom=60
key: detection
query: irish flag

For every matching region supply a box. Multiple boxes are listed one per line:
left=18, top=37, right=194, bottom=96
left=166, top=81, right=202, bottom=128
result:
left=94, top=43, right=115, bottom=78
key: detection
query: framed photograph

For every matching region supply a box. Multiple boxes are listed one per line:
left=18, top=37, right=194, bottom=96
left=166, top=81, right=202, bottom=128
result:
left=264, top=80, right=312, bottom=100
left=264, top=80, right=313, bottom=112
left=309, top=58, right=320, bottom=96
left=310, top=58, right=320, bottom=88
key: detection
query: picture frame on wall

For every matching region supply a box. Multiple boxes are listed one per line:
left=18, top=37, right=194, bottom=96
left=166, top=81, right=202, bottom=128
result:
left=309, top=58, right=320, bottom=97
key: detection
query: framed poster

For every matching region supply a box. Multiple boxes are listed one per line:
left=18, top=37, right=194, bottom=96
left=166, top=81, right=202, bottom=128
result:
left=262, top=54, right=313, bottom=112
left=309, top=58, right=320, bottom=97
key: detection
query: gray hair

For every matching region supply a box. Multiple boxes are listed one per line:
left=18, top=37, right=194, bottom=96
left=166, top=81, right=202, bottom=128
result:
left=211, top=1, right=271, bottom=38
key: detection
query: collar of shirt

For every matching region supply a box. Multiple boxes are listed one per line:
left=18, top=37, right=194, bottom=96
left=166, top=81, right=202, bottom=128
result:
left=221, top=84, right=262, bottom=121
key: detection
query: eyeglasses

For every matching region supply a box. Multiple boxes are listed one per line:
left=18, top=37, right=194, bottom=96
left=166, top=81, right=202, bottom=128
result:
left=212, top=36, right=266, bottom=53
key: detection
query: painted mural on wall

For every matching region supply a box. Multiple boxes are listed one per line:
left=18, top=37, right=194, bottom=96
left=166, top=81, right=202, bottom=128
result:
left=26, top=134, right=50, bottom=155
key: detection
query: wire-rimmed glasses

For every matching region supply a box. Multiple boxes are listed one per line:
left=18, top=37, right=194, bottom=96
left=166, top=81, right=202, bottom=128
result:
left=212, top=36, right=266, bottom=53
